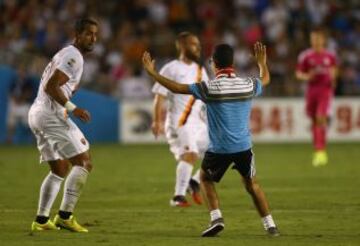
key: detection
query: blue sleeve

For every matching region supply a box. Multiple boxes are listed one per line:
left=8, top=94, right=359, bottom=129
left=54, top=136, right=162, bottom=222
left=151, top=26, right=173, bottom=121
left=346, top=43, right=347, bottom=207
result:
left=254, top=78, right=263, bottom=97
left=189, top=83, right=205, bottom=101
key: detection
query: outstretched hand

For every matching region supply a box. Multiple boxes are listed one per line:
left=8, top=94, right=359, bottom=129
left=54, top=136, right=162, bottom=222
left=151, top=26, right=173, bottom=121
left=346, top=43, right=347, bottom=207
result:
left=142, top=51, right=190, bottom=94
left=254, top=42, right=267, bottom=65
left=142, top=51, right=157, bottom=76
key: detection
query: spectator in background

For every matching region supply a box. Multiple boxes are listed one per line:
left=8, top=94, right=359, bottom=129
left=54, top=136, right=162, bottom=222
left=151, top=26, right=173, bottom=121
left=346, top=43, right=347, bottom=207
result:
left=261, top=0, right=289, bottom=43
left=306, top=0, right=330, bottom=25
left=114, top=66, right=152, bottom=100
left=6, top=65, right=37, bottom=143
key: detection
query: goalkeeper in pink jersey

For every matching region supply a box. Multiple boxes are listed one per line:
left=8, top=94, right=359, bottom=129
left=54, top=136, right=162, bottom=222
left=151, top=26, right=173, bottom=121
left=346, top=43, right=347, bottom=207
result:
left=296, top=28, right=338, bottom=166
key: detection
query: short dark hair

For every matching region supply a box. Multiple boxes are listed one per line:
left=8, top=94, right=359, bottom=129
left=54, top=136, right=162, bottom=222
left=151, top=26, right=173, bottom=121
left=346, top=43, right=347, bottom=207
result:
left=212, top=44, right=234, bottom=69
left=75, top=17, right=98, bottom=34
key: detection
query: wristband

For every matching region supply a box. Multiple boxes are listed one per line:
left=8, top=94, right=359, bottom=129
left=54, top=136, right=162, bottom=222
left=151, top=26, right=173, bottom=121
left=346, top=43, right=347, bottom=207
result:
left=64, top=101, right=77, bottom=112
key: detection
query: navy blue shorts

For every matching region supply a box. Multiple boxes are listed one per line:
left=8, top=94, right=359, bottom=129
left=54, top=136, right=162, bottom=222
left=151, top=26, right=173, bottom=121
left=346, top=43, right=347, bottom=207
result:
left=201, top=149, right=256, bottom=182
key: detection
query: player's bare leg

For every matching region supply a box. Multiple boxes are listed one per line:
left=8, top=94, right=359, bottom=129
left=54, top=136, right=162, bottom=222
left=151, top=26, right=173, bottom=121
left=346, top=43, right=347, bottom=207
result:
left=54, top=151, right=92, bottom=232
left=242, top=177, right=279, bottom=236
left=243, top=177, right=270, bottom=216
left=31, top=160, right=70, bottom=232
left=171, top=152, right=202, bottom=206
left=312, top=115, right=328, bottom=166
left=199, top=169, right=224, bottom=237
left=200, top=170, right=219, bottom=210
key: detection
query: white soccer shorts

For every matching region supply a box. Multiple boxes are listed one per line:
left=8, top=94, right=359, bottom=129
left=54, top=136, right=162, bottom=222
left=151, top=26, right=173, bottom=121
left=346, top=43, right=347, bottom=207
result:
left=28, top=108, right=89, bottom=163
left=166, top=122, right=209, bottom=161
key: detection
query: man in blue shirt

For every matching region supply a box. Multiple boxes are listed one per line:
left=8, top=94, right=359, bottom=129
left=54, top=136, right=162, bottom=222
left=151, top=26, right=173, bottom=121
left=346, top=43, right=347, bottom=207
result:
left=142, top=42, right=279, bottom=237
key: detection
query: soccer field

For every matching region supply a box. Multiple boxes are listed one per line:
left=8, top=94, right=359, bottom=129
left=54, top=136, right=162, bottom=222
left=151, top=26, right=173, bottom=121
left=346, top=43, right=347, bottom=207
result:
left=0, top=143, right=359, bottom=246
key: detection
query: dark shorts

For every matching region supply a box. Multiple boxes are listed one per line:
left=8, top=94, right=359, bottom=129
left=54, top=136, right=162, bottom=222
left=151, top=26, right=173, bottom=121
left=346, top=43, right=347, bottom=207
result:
left=201, top=149, right=256, bottom=183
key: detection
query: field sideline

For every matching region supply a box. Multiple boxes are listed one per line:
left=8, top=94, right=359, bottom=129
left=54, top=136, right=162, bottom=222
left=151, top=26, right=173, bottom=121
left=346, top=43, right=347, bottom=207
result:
left=0, top=143, right=359, bottom=246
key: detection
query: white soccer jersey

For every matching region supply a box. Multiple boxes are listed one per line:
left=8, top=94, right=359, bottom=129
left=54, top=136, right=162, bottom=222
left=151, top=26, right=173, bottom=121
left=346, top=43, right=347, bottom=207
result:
left=152, top=59, right=209, bottom=130
left=32, top=45, right=84, bottom=118
left=28, top=45, right=88, bottom=162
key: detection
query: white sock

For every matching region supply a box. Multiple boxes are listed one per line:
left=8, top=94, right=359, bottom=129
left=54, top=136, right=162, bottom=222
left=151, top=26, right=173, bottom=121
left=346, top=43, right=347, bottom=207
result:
left=59, top=166, right=89, bottom=212
left=175, top=161, right=193, bottom=196
left=37, top=172, right=64, bottom=217
left=191, top=169, right=200, bottom=184
left=262, top=214, right=276, bottom=230
left=210, top=209, right=222, bottom=221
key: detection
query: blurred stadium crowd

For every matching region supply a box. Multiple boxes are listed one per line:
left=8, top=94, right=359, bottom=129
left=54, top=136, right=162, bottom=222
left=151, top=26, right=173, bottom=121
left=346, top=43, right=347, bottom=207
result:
left=1, top=0, right=360, bottom=101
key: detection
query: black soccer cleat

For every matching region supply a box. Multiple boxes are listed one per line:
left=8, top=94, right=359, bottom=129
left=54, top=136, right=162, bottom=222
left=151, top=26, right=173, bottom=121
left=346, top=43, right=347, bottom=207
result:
left=201, top=218, right=225, bottom=237
left=267, top=227, right=280, bottom=237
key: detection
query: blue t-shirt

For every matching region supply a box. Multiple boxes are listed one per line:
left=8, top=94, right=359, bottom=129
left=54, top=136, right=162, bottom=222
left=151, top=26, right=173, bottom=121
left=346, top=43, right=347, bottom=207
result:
left=189, top=75, right=262, bottom=154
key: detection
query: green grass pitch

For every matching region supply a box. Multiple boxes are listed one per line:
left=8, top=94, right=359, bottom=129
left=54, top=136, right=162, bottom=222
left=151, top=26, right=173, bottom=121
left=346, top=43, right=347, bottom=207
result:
left=0, top=143, right=359, bottom=246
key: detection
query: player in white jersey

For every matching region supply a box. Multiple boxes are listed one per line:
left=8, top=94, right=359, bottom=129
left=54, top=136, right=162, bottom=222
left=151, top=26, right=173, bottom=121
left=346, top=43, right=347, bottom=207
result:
left=152, top=32, right=209, bottom=207
left=28, top=17, right=98, bottom=233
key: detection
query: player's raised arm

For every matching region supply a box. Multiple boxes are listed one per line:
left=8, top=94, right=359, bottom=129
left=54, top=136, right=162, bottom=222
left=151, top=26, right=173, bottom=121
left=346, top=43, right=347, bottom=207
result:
left=45, top=69, right=91, bottom=122
left=254, top=42, right=270, bottom=86
left=142, top=52, right=191, bottom=94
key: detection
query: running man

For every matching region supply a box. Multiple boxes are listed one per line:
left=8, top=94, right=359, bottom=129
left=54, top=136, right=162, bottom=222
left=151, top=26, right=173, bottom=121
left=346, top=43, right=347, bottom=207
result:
left=152, top=32, right=209, bottom=207
left=29, top=17, right=98, bottom=232
left=296, top=28, right=338, bottom=166
left=142, top=42, right=279, bottom=237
